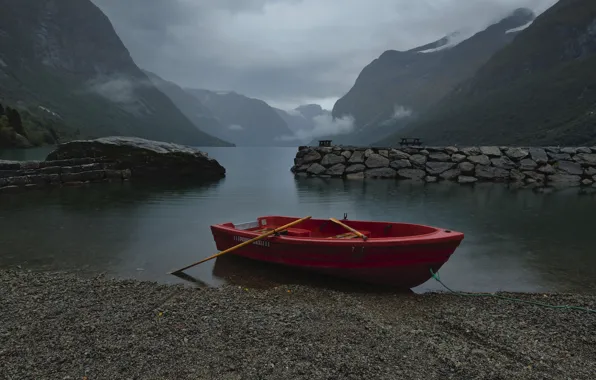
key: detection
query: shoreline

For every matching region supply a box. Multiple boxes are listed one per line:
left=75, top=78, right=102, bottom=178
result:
left=1, top=269, right=594, bottom=379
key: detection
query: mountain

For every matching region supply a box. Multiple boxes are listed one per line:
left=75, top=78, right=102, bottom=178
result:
left=275, top=104, right=330, bottom=133
left=185, top=89, right=295, bottom=146
left=142, top=70, right=234, bottom=146
left=0, top=0, right=231, bottom=147
left=327, top=8, right=536, bottom=145
left=379, top=0, right=596, bottom=146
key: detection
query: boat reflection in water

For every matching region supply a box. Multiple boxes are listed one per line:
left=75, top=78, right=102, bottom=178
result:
left=211, top=254, right=415, bottom=294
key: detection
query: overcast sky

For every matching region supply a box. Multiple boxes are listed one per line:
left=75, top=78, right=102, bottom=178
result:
left=91, top=0, right=558, bottom=110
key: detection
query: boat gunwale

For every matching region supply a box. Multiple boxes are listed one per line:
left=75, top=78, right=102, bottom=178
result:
left=211, top=216, right=464, bottom=246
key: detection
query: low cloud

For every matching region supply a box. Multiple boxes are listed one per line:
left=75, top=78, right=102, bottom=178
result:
left=391, top=105, right=413, bottom=119
left=378, top=104, right=414, bottom=127
left=85, top=74, right=152, bottom=105
left=228, top=124, right=244, bottom=131
left=276, top=113, right=355, bottom=142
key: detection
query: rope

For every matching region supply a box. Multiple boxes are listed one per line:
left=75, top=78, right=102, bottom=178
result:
left=429, top=268, right=596, bottom=314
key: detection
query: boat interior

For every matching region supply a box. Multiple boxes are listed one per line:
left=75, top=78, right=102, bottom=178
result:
left=225, top=216, right=441, bottom=240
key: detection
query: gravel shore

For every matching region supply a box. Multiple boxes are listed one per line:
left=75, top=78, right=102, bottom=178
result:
left=1, top=269, right=595, bottom=379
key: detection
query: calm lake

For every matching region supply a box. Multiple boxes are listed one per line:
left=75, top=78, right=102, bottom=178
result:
left=1, top=146, right=595, bottom=294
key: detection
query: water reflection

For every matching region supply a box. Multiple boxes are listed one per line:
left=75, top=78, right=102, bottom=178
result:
left=0, top=146, right=594, bottom=294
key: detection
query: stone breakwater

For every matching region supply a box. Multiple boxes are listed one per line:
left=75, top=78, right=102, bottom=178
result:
left=0, top=157, right=131, bottom=192
left=291, top=145, right=596, bottom=187
left=0, top=136, right=226, bottom=192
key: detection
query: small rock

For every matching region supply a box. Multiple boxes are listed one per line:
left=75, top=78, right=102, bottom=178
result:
left=379, top=150, right=389, bottom=158
left=346, top=172, right=364, bottom=180
left=480, top=146, right=502, bottom=157
left=557, top=161, right=583, bottom=175
left=475, top=165, right=510, bottom=180
left=460, top=147, right=481, bottom=156
left=321, top=154, right=345, bottom=166
left=306, top=163, right=326, bottom=175
left=519, top=159, right=537, bottom=171
left=348, top=151, right=365, bottom=164
left=547, top=152, right=571, bottom=161
left=419, top=149, right=430, bottom=156
left=389, top=160, right=412, bottom=170
left=510, top=169, right=525, bottom=182
left=388, top=149, right=410, bottom=160
left=468, top=155, right=490, bottom=166
left=458, top=162, right=475, bottom=175
left=451, top=154, right=467, bottom=163
left=345, top=164, right=366, bottom=174
left=303, top=150, right=322, bottom=164
left=440, top=169, right=461, bottom=180
left=577, top=147, right=592, bottom=154
left=585, top=167, right=596, bottom=176
left=575, top=153, right=596, bottom=166
left=409, top=154, right=427, bottom=168
left=365, top=168, right=396, bottom=179
left=445, top=146, right=459, bottom=154
left=581, top=178, right=593, bottom=186
left=425, top=176, right=438, bottom=183
left=545, top=146, right=560, bottom=153
left=428, top=152, right=451, bottom=162
left=548, top=174, right=581, bottom=185
left=365, top=154, right=390, bottom=168
left=491, top=156, right=516, bottom=169
left=426, top=162, right=455, bottom=176
left=325, top=164, right=346, bottom=177
left=523, top=171, right=545, bottom=183
left=529, top=148, right=548, bottom=165
left=537, top=164, right=556, bottom=174
left=560, top=147, right=577, bottom=154
left=458, top=176, right=478, bottom=184
left=505, top=147, right=529, bottom=160
left=397, top=169, right=426, bottom=180
left=364, top=149, right=375, bottom=158
left=341, top=150, right=352, bottom=159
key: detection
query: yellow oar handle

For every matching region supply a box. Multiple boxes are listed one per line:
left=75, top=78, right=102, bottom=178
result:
left=169, top=216, right=312, bottom=274
left=329, top=217, right=368, bottom=241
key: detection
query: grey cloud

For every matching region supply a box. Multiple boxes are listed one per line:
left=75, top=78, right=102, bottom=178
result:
left=91, top=0, right=558, bottom=109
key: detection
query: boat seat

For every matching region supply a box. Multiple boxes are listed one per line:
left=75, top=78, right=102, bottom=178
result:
left=327, top=230, right=371, bottom=239
left=252, top=227, right=311, bottom=237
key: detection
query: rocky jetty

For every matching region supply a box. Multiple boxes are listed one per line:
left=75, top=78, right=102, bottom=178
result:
left=291, top=145, right=596, bottom=188
left=1, top=136, right=225, bottom=192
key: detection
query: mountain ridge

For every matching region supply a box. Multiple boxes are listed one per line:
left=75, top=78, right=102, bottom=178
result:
left=325, top=7, right=536, bottom=146
left=378, top=0, right=596, bottom=146
left=0, top=0, right=231, bottom=147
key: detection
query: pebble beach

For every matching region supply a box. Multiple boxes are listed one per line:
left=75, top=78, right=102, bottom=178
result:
left=1, top=269, right=595, bottom=379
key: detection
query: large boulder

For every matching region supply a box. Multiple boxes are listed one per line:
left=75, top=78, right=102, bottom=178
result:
left=45, top=136, right=226, bottom=180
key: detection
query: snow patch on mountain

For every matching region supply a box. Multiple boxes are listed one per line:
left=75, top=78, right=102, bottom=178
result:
left=505, top=20, right=533, bottom=34
left=418, top=29, right=476, bottom=53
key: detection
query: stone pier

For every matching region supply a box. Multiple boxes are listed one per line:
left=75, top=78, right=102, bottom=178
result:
left=0, top=136, right=226, bottom=192
left=291, top=145, right=596, bottom=188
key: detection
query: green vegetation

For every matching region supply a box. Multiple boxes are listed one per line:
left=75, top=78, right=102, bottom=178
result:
left=379, top=0, right=596, bottom=146
left=0, top=0, right=233, bottom=148
left=0, top=100, right=79, bottom=148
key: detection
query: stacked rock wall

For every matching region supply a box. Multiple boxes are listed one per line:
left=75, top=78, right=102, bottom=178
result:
left=291, top=145, right=596, bottom=187
left=0, top=158, right=131, bottom=192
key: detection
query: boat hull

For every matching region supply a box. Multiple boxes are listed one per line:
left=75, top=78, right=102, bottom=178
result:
left=210, top=217, right=463, bottom=289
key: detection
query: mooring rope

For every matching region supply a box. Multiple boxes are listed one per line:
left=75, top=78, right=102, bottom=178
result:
left=429, top=268, right=596, bottom=314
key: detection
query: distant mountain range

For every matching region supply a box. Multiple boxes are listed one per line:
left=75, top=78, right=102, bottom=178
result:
left=379, top=0, right=596, bottom=146
left=0, top=0, right=233, bottom=148
left=326, top=8, right=536, bottom=146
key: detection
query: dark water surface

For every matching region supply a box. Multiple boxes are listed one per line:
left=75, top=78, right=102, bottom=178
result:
left=1, top=146, right=595, bottom=294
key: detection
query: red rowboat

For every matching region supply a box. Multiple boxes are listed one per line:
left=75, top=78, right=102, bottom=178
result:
left=209, top=215, right=464, bottom=289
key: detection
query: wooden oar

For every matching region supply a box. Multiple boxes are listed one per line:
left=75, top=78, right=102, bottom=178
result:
left=168, top=216, right=312, bottom=275
left=329, top=217, right=368, bottom=241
